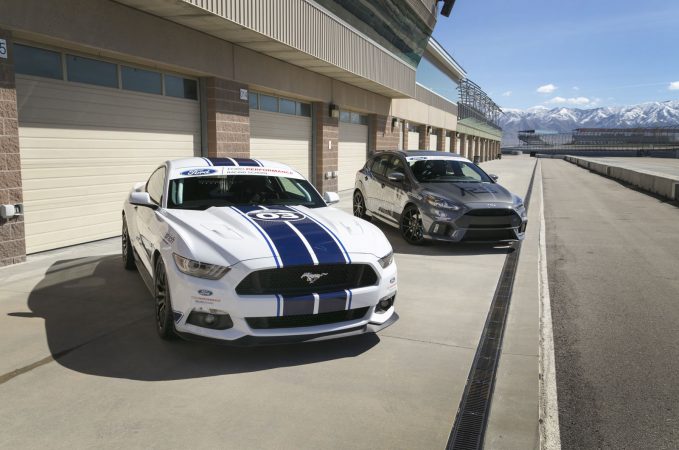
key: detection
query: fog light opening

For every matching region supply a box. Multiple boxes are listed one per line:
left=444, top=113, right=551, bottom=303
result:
left=186, top=311, right=233, bottom=330
left=375, top=294, right=396, bottom=314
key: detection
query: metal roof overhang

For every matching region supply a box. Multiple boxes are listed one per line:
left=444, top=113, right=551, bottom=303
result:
left=114, top=0, right=418, bottom=98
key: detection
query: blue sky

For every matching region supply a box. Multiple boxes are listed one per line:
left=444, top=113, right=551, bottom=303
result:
left=432, top=0, right=679, bottom=110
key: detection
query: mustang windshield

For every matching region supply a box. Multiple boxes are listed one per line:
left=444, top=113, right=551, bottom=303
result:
left=409, top=159, right=491, bottom=183
left=167, top=175, right=325, bottom=210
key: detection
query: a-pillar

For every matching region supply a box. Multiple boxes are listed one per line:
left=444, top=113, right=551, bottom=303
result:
left=0, top=29, right=25, bottom=267
left=205, top=78, right=250, bottom=158
left=313, top=102, right=339, bottom=194
left=417, top=125, right=430, bottom=150
left=436, top=128, right=446, bottom=151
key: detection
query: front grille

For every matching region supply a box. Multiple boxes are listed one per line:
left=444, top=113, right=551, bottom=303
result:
left=236, top=264, right=378, bottom=296
left=246, top=307, right=370, bottom=329
left=465, top=208, right=515, bottom=216
left=462, top=229, right=517, bottom=242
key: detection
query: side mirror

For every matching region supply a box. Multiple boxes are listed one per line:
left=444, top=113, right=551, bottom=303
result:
left=388, top=172, right=405, bottom=183
left=129, top=192, right=158, bottom=209
left=489, top=174, right=499, bottom=182
left=323, top=192, right=340, bottom=205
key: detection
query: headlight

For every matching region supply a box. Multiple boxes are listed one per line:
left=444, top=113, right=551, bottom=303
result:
left=173, top=254, right=230, bottom=280
left=378, top=251, right=394, bottom=269
left=512, top=196, right=525, bottom=209
left=424, top=194, right=461, bottom=211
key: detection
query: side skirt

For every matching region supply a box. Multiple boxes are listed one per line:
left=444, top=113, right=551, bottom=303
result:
left=134, top=249, right=154, bottom=296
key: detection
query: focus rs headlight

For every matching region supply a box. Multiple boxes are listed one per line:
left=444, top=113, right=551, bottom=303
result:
left=173, top=254, right=230, bottom=280
left=424, top=194, right=461, bottom=211
left=512, top=196, right=525, bottom=209
left=378, top=251, right=394, bottom=269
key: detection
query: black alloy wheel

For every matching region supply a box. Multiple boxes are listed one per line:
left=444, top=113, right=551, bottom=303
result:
left=400, top=205, right=426, bottom=245
left=122, top=218, right=136, bottom=271
left=154, top=258, right=176, bottom=340
left=353, top=190, right=371, bottom=221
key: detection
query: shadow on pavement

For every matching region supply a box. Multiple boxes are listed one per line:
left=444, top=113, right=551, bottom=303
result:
left=14, top=255, right=379, bottom=381
left=372, top=221, right=515, bottom=257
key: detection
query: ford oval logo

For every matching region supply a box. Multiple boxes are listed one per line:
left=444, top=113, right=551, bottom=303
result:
left=197, top=289, right=213, bottom=296
left=181, top=168, right=217, bottom=176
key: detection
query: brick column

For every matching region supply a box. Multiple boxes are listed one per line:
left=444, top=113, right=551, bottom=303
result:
left=205, top=78, right=250, bottom=158
left=436, top=129, right=446, bottom=151
left=458, top=133, right=466, bottom=158
left=418, top=125, right=430, bottom=150
left=402, top=121, right=409, bottom=150
left=0, top=30, right=25, bottom=266
left=313, top=102, right=338, bottom=194
left=371, top=114, right=401, bottom=152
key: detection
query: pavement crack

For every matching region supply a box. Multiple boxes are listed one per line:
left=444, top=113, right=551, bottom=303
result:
left=381, top=333, right=476, bottom=350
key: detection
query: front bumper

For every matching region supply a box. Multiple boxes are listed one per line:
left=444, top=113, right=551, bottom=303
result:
left=166, top=253, right=398, bottom=344
left=421, top=203, right=527, bottom=243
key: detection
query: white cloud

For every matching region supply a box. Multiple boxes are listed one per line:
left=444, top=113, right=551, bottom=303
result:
left=669, top=81, right=679, bottom=91
left=572, top=86, right=580, bottom=91
left=537, top=83, right=557, bottom=94
left=502, top=91, right=512, bottom=97
left=545, top=96, right=592, bottom=106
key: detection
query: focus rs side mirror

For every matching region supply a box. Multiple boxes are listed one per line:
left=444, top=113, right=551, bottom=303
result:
left=129, top=192, right=158, bottom=209
left=489, top=174, right=499, bottom=182
left=388, top=172, right=405, bottom=183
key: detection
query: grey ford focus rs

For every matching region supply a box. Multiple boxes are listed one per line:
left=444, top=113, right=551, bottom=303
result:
left=352, top=151, right=527, bottom=245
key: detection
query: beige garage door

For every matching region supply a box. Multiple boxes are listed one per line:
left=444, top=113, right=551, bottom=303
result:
left=250, top=109, right=311, bottom=178
left=407, top=131, right=420, bottom=150
left=338, top=122, right=368, bottom=192
left=429, top=133, right=438, bottom=151
left=17, top=75, right=200, bottom=254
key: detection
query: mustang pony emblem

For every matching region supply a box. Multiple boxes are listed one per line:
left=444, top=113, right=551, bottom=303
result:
left=301, top=272, right=328, bottom=284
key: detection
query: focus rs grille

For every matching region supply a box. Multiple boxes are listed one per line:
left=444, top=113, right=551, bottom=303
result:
left=465, top=208, right=515, bottom=216
left=246, top=307, right=370, bottom=329
left=236, top=264, right=378, bottom=296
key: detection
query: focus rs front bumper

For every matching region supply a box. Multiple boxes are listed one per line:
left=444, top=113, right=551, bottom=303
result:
left=165, top=253, right=398, bottom=345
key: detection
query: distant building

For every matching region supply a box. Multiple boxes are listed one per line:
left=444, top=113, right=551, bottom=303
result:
left=517, top=127, right=679, bottom=150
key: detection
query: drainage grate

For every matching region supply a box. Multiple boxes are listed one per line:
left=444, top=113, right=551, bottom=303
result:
left=446, top=161, right=538, bottom=450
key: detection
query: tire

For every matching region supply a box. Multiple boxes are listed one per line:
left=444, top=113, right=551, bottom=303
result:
left=154, top=257, right=176, bottom=340
left=400, top=205, right=426, bottom=245
left=353, top=189, right=371, bottom=221
left=122, top=217, right=136, bottom=271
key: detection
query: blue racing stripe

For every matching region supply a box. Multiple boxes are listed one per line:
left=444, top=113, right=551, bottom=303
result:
left=202, top=157, right=213, bottom=166
left=317, top=291, right=348, bottom=314
left=208, top=157, right=237, bottom=166
left=346, top=289, right=353, bottom=309
left=232, top=206, right=314, bottom=267
left=285, top=218, right=346, bottom=264
left=275, top=294, right=282, bottom=317
left=233, top=158, right=260, bottom=167
left=287, top=206, right=350, bottom=264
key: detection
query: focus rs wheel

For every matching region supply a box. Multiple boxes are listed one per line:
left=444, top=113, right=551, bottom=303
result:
left=154, top=257, right=176, bottom=340
left=353, top=190, right=371, bottom=221
left=122, top=217, right=136, bottom=271
left=400, top=205, right=426, bottom=245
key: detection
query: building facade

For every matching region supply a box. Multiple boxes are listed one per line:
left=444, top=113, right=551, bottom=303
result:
left=0, top=0, right=500, bottom=264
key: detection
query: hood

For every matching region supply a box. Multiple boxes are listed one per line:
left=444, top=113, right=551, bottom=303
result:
left=422, top=182, right=515, bottom=205
left=163, top=205, right=391, bottom=266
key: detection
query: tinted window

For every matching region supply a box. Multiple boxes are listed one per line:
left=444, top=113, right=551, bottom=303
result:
left=340, top=111, right=351, bottom=123
left=121, top=66, right=161, bottom=94
left=259, top=94, right=277, bottom=112
left=297, top=102, right=311, bottom=117
left=66, top=55, right=117, bottom=88
left=14, top=44, right=62, bottom=79
left=165, top=75, right=197, bottom=100
left=279, top=98, right=296, bottom=115
left=408, top=159, right=491, bottom=183
left=146, top=167, right=166, bottom=205
left=167, top=175, right=324, bottom=210
left=386, top=156, right=405, bottom=177
left=370, top=156, right=390, bottom=177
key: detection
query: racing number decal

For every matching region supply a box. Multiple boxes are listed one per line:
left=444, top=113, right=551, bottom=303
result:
left=247, top=210, right=306, bottom=222
left=0, top=40, right=7, bottom=59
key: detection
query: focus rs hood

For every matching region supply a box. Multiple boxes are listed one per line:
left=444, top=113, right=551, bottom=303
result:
left=162, top=205, right=391, bottom=266
left=423, top=182, right=514, bottom=205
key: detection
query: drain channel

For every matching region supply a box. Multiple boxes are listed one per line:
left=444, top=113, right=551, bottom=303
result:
left=446, top=162, right=538, bottom=450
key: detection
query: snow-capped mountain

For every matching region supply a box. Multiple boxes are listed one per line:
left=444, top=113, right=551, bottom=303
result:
left=499, top=100, right=679, bottom=146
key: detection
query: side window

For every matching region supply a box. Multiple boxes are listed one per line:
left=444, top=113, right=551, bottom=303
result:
left=146, top=167, right=166, bottom=205
left=370, top=156, right=390, bottom=177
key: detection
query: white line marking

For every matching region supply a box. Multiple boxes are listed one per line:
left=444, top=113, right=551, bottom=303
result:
left=538, top=162, right=562, bottom=450
left=313, top=293, right=319, bottom=315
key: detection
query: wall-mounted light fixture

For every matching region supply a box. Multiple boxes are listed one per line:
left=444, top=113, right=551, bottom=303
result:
left=329, top=104, right=340, bottom=118
left=427, top=126, right=433, bottom=134
left=392, top=117, right=400, bottom=129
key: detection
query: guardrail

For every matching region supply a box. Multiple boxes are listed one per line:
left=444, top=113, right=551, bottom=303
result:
left=564, top=156, right=679, bottom=201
